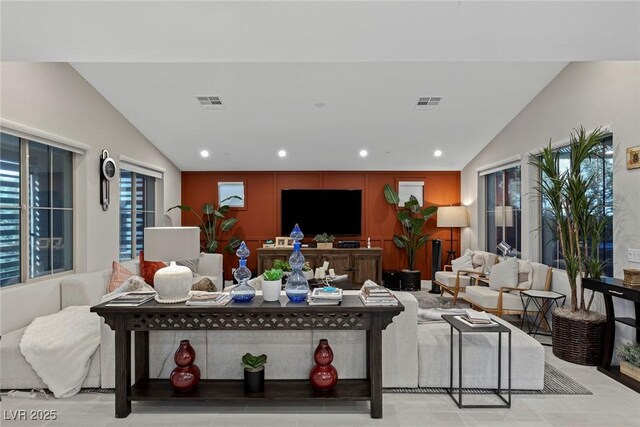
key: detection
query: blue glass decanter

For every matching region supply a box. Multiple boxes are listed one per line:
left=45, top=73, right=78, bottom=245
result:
left=230, top=241, right=255, bottom=302
left=285, top=224, right=310, bottom=302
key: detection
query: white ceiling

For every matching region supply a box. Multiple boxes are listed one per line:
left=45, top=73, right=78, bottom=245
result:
left=2, top=1, right=639, bottom=171
left=71, top=62, right=567, bottom=170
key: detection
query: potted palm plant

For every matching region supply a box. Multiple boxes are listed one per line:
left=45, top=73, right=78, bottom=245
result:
left=530, top=126, right=607, bottom=365
left=167, top=196, right=242, bottom=253
left=242, top=352, right=267, bottom=393
left=383, top=184, right=438, bottom=291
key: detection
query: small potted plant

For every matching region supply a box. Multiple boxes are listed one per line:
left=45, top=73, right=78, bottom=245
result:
left=242, top=352, right=267, bottom=393
left=616, top=343, right=640, bottom=382
left=313, top=233, right=335, bottom=249
left=273, top=259, right=314, bottom=280
left=261, top=268, right=283, bottom=302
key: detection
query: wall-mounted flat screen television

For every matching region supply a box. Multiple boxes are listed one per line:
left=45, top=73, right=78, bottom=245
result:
left=281, top=189, right=362, bottom=236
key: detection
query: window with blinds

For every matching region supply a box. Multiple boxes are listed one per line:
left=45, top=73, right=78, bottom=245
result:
left=0, top=133, right=74, bottom=286
left=120, top=170, right=155, bottom=260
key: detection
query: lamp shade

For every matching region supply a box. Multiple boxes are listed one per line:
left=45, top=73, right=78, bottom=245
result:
left=437, top=206, right=468, bottom=228
left=495, top=206, right=514, bottom=227
left=144, top=227, right=200, bottom=262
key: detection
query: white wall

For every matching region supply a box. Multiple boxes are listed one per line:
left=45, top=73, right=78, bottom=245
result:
left=461, top=61, right=640, bottom=351
left=0, top=62, right=182, bottom=274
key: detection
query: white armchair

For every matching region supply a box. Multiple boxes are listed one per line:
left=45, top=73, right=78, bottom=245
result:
left=434, top=250, right=498, bottom=305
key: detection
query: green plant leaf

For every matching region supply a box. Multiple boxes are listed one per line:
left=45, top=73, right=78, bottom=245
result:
left=421, top=206, right=438, bottom=218
left=220, top=218, right=238, bottom=232
left=217, top=205, right=230, bottom=216
left=206, top=240, right=218, bottom=253
left=224, top=236, right=242, bottom=253
left=202, top=203, right=214, bottom=215
left=383, top=184, right=400, bottom=205
left=166, top=204, right=193, bottom=212
left=417, top=235, right=429, bottom=248
left=393, top=235, right=407, bottom=248
left=213, top=210, right=225, bottom=218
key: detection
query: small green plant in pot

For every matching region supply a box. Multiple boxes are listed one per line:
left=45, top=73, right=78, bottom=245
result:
left=242, top=353, right=267, bottom=393
left=616, top=343, right=640, bottom=382
left=262, top=268, right=283, bottom=302
left=314, top=233, right=335, bottom=249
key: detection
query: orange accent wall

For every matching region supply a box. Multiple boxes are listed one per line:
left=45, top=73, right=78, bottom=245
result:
left=181, top=171, right=461, bottom=281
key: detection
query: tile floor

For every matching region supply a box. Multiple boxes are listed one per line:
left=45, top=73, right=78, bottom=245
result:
left=1, top=348, right=638, bottom=427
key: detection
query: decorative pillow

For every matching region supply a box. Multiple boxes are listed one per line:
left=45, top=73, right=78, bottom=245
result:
left=489, top=257, right=519, bottom=291
left=517, top=260, right=534, bottom=290
left=102, top=276, right=154, bottom=302
left=451, top=253, right=473, bottom=274
left=177, top=258, right=200, bottom=276
left=191, top=277, right=216, bottom=292
left=107, top=261, right=135, bottom=293
left=139, top=251, right=167, bottom=286
left=471, top=252, right=485, bottom=272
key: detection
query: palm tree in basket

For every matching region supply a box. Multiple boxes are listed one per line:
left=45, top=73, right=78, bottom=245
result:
left=530, top=126, right=608, bottom=365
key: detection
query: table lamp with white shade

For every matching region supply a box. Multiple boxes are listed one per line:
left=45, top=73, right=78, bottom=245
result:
left=437, top=206, right=469, bottom=265
left=144, top=227, right=200, bottom=303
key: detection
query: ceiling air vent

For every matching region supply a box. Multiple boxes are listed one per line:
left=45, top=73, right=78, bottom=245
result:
left=196, top=96, right=225, bottom=110
left=415, top=96, right=442, bottom=111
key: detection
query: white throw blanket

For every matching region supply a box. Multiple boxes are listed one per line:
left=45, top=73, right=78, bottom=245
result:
left=417, top=307, right=467, bottom=323
left=19, top=306, right=101, bottom=398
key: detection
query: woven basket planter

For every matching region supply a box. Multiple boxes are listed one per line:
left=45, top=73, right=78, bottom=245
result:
left=552, top=310, right=606, bottom=366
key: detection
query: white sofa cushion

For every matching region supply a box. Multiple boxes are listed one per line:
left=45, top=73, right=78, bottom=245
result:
left=416, top=315, right=544, bottom=389
left=465, top=285, right=525, bottom=311
left=434, top=271, right=472, bottom=288
left=489, top=257, right=518, bottom=291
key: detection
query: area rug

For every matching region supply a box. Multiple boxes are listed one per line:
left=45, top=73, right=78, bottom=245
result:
left=409, top=290, right=455, bottom=309
left=383, top=362, right=592, bottom=395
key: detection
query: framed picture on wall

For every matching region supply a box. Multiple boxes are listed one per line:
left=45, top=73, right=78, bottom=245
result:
left=627, top=145, right=640, bottom=170
left=275, top=237, right=294, bottom=248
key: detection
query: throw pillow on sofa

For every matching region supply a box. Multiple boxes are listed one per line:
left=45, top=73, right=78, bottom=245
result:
left=107, top=261, right=135, bottom=293
left=489, top=257, right=518, bottom=291
left=177, top=256, right=200, bottom=276
left=102, top=276, right=154, bottom=302
left=451, top=253, right=473, bottom=274
left=516, top=260, right=534, bottom=290
left=140, top=251, right=167, bottom=286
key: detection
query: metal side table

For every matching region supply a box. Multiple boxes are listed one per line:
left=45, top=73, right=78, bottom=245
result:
left=519, top=290, right=566, bottom=345
left=442, top=314, right=511, bottom=408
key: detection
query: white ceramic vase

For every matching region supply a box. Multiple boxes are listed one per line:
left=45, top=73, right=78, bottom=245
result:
left=261, top=279, right=282, bottom=302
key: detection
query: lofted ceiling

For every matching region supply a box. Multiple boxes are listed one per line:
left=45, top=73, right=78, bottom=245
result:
left=2, top=1, right=639, bottom=171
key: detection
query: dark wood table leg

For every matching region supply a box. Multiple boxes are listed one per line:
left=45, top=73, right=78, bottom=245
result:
left=134, top=331, right=149, bottom=383
left=601, top=294, right=615, bottom=370
left=114, top=315, right=131, bottom=418
left=368, top=315, right=383, bottom=419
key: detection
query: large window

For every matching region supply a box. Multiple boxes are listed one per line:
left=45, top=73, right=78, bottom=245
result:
left=484, top=166, right=521, bottom=257
left=0, top=133, right=74, bottom=286
left=120, top=170, right=155, bottom=260
left=540, top=135, right=613, bottom=276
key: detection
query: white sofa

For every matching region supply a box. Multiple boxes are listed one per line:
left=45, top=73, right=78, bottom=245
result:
left=0, top=255, right=223, bottom=390
left=1, top=255, right=544, bottom=391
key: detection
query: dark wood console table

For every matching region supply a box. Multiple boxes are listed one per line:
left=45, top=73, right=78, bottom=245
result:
left=257, top=248, right=382, bottom=288
left=91, top=295, right=403, bottom=418
left=582, top=277, right=640, bottom=393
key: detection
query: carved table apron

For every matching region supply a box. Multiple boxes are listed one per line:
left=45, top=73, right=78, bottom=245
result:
left=91, top=295, right=404, bottom=419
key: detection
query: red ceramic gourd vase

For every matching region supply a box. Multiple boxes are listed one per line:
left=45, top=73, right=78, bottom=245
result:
left=309, top=338, right=338, bottom=391
left=170, top=340, right=201, bottom=392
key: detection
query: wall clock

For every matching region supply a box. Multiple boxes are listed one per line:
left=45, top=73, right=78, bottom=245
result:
left=100, top=150, right=117, bottom=211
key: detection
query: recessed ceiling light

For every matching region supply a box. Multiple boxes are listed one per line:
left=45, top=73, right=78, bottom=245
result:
left=200, top=150, right=210, bottom=158
left=359, top=150, right=368, bottom=158
left=278, top=150, right=287, bottom=158
left=434, top=150, right=442, bottom=157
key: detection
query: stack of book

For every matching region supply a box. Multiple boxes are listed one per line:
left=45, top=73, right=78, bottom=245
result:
left=456, top=309, right=496, bottom=327
left=307, top=287, right=343, bottom=306
left=186, top=292, right=231, bottom=306
left=359, top=284, right=398, bottom=306
left=105, top=291, right=156, bottom=307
